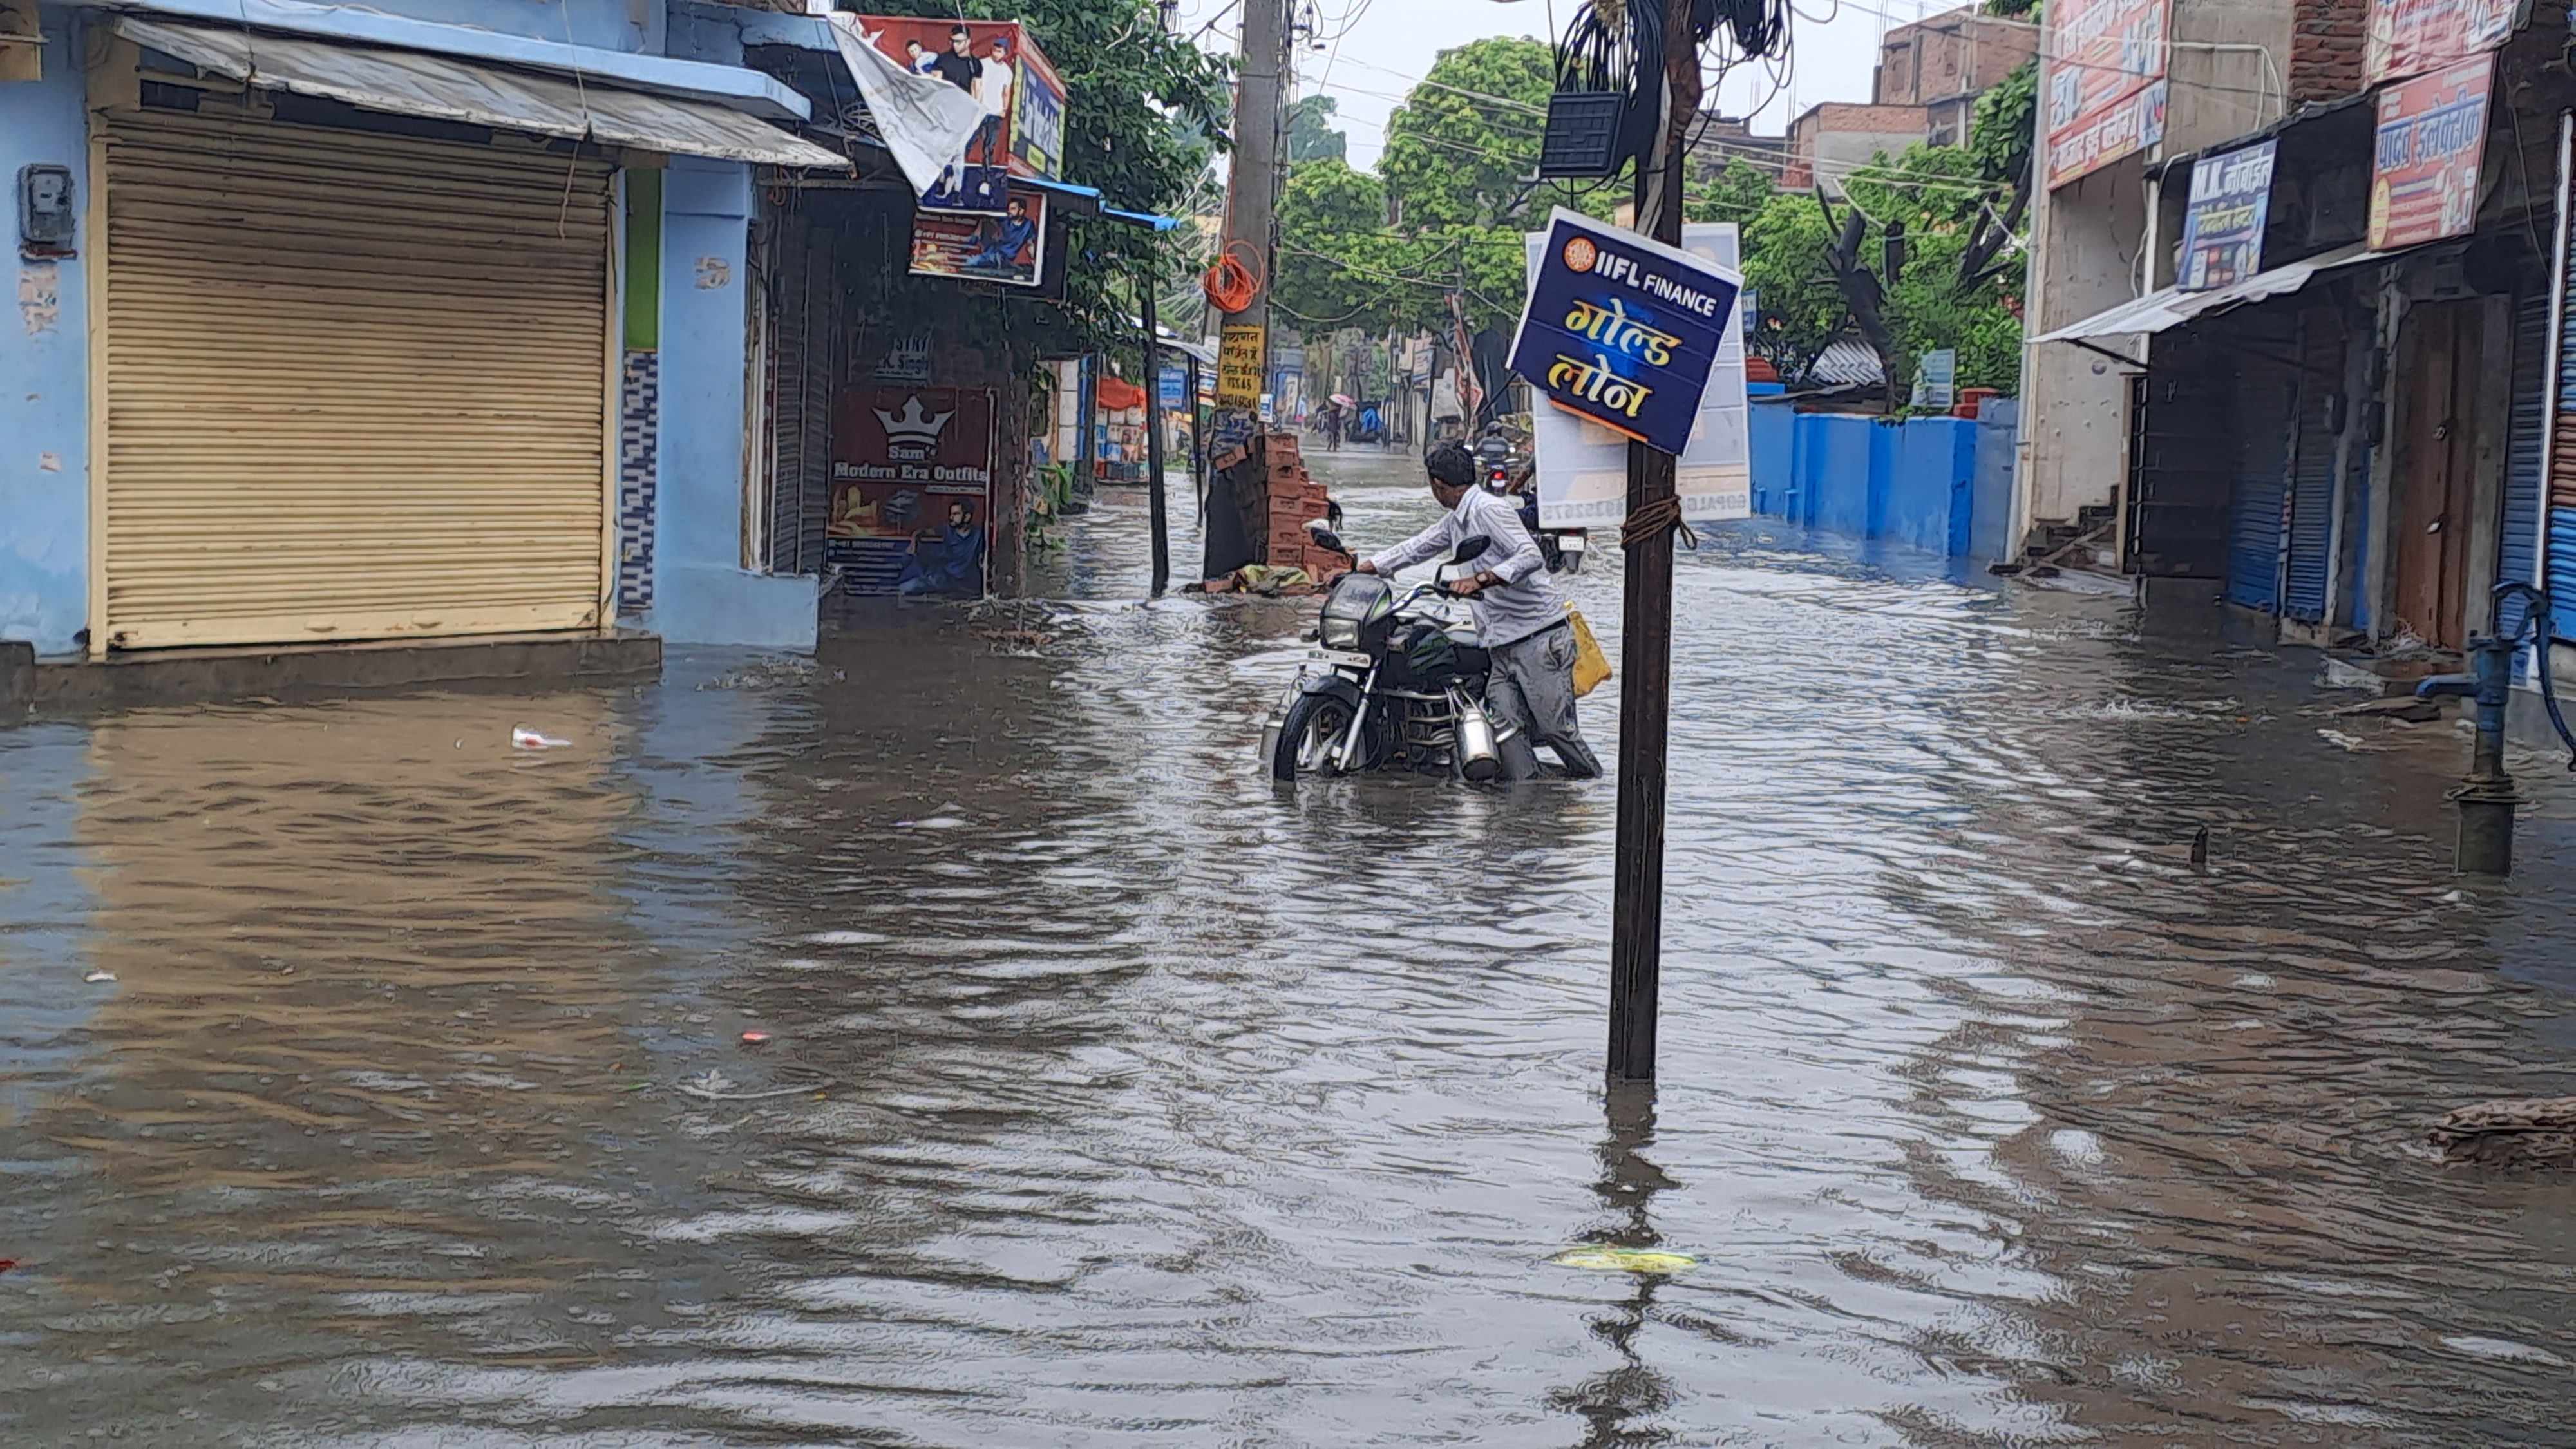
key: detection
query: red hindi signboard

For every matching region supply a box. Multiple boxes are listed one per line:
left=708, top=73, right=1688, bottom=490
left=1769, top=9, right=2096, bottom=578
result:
left=2369, top=55, right=2493, bottom=251
left=2043, top=0, right=2171, bottom=189
left=2365, top=0, right=2514, bottom=86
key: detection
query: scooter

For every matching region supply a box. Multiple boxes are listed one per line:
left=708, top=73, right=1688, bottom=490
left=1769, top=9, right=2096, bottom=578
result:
left=1260, top=534, right=1537, bottom=784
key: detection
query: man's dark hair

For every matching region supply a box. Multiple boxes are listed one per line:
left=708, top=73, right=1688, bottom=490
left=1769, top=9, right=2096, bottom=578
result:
left=1424, top=442, right=1478, bottom=488
left=951, top=24, right=972, bottom=37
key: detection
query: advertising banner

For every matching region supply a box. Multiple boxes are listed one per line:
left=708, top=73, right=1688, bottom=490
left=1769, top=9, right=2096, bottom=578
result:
left=827, top=387, right=996, bottom=598
left=2366, top=0, right=2514, bottom=86
left=2177, top=139, right=2275, bottom=291
left=1526, top=220, right=1751, bottom=526
left=2369, top=55, right=2493, bottom=251
left=1216, top=323, right=1265, bottom=408
left=908, top=185, right=1047, bottom=287
left=851, top=17, right=1065, bottom=213
left=1508, top=208, right=1739, bottom=459
left=2043, top=0, right=2172, bottom=189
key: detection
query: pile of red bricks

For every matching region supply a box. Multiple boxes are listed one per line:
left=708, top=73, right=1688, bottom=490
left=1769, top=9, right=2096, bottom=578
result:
left=1255, top=434, right=1350, bottom=579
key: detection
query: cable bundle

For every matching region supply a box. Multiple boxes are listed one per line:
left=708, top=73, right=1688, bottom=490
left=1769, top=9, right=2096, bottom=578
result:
left=1203, top=240, right=1264, bottom=314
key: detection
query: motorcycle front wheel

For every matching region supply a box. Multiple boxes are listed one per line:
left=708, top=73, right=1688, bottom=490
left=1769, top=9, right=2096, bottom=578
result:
left=1272, top=692, right=1356, bottom=782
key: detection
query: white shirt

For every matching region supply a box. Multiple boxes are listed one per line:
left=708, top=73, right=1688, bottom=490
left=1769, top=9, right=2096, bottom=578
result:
left=1367, top=486, right=1563, bottom=649
left=978, top=57, right=1014, bottom=117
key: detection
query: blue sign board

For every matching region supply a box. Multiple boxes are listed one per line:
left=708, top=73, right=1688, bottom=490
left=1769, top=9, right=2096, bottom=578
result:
left=1158, top=364, right=1187, bottom=410
left=2177, top=139, right=2274, bottom=292
left=1507, top=207, right=1740, bottom=456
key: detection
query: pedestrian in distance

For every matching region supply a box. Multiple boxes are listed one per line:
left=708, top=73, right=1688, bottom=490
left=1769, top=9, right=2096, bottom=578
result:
left=1350, top=442, right=1602, bottom=777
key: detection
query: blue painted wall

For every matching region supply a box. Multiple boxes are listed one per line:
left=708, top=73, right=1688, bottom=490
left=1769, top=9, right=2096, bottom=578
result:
left=1, top=8, right=93, bottom=658
left=645, top=157, right=818, bottom=649
left=1747, top=402, right=2016, bottom=562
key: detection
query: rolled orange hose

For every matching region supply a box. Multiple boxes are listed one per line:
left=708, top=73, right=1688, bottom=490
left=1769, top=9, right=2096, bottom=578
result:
left=1203, top=241, right=1264, bottom=314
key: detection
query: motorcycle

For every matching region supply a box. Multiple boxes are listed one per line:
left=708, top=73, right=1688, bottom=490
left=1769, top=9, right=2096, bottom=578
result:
left=1261, top=534, right=1539, bottom=784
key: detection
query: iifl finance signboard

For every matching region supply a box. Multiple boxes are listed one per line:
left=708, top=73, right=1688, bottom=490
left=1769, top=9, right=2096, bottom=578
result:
left=2043, top=0, right=2171, bottom=189
left=2369, top=55, right=2493, bottom=251
left=1506, top=209, right=1739, bottom=458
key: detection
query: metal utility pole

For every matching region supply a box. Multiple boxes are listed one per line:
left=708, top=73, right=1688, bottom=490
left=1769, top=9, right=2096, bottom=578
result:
left=1142, top=263, right=1171, bottom=596
left=1607, top=0, right=1700, bottom=1083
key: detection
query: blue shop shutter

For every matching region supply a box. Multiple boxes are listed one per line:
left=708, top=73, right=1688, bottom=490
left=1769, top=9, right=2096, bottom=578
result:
left=2554, top=506, right=2576, bottom=629
left=2497, top=293, right=2549, bottom=651
left=2282, top=327, right=2340, bottom=622
left=2226, top=357, right=2296, bottom=612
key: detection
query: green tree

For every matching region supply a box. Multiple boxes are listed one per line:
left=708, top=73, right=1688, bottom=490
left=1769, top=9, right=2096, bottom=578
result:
left=1273, top=158, right=1394, bottom=331
left=1287, top=95, right=1348, bottom=165
left=1378, top=38, right=1556, bottom=230
left=1837, top=144, right=2025, bottom=393
left=1686, top=158, right=1778, bottom=227
left=1739, top=190, right=1844, bottom=374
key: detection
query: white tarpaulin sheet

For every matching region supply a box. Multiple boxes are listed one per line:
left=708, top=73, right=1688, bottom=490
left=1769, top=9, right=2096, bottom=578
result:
left=2029, top=241, right=2427, bottom=344
left=826, top=14, right=987, bottom=198
left=119, top=17, right=849, bottom=169
left=1526, top=221, right=1752, bottom=527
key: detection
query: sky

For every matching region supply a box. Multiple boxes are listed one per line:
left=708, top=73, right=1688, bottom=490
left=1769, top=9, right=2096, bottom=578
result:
left=1168, top=0, right=1958, bottom=171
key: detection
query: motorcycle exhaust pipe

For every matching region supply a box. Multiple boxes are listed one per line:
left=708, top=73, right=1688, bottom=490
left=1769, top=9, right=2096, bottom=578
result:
left=1448, top=687, right=1502, bottom=781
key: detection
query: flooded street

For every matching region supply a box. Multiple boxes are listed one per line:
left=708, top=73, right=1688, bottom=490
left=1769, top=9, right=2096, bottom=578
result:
left=7, top=446, right=2576, bottom=1446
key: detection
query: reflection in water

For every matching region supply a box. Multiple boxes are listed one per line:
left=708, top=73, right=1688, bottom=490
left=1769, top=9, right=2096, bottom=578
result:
left=1, top=455, right=2574, bottom=1444
left=1556, top=1083, right=1677, bottom=1448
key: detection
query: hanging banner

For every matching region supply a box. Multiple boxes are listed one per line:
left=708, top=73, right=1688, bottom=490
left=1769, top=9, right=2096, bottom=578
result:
left=826, top=387, right=995, bottom=598
left=2369, top=55, right=2493, bottom=251
left=1216, top=323, right=1265, bottom=408
left=1526, top=220, right=1751, bottom=526
left=824, top=15, right=985, bottom=201
left=2043, top=0, right=2172, bottom=189
left=2177, top=139, right=2276, bottom=291
left=908, top=185, right=1048, bottom=287
left=2366, top=0, right=2514, bottom=86
left=848, top=17, right=1066, bottom=213
left=1508, top=207, right=1739, bottom=459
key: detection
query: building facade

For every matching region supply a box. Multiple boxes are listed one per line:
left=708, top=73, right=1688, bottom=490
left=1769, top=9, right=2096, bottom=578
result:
left=1873, top=4, right=2039, bottom=147
left=2021, top=0, right=2572, bottom=687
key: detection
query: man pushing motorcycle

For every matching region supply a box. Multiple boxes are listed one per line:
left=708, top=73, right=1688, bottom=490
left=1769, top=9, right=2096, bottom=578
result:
left=1349, top=443, right=1602, bottom=779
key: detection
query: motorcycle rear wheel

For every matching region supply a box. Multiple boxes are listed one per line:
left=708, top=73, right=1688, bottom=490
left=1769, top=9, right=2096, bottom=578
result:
left=1273, top=693, right=1356, bottom=782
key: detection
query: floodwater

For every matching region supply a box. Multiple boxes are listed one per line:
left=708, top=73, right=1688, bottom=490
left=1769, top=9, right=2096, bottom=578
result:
left=6, top=446, right=2576, bottom=1447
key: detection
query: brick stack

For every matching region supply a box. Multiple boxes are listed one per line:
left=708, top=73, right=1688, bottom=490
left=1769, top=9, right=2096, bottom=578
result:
left=1253, top=434, right=1351, bottom=579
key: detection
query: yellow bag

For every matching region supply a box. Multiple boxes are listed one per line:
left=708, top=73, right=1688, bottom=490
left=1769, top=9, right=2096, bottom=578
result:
left=1567, top=607, right=1611, bottom=697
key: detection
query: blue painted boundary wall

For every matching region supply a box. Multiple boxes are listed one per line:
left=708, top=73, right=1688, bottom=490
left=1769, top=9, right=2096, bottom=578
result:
left=1749, top=394, right=2020, bottom=561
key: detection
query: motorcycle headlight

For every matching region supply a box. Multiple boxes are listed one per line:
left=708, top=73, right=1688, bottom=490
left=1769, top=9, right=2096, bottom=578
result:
left=1318, top=615, right=1361, bottom=649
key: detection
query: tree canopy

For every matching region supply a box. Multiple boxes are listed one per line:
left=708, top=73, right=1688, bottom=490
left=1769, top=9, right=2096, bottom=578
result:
left=1287, top=95, right=1347, bottom=165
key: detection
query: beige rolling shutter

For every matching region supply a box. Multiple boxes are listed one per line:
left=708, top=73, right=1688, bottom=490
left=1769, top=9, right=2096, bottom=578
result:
left=97, top=107, right=614, bottom=650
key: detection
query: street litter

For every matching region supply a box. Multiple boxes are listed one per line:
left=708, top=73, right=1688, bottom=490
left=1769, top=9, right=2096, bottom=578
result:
left=2431, top=1096, right=2576, bottom=1167
left=84, top=971, right=114, bottom=983
left=2317, top=728, right=2377, bottom=752
left=739, top=1030, right=772, bottom=1045
left=511, top=728, right=572, bottom=750
left=675, top=1068, right=819, bottom=1102
left=1549, top=1246, right=1698, bottom=1274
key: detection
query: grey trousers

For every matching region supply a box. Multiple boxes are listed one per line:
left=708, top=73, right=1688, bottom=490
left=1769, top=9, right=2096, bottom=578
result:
left=1488, top=623, right=1602, bottom=778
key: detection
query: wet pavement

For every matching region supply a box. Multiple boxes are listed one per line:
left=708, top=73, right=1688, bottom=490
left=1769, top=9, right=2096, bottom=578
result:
left=6, top=444, right=2576, bottom=1446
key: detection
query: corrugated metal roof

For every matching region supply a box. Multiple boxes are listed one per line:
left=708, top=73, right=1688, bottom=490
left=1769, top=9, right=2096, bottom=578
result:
left=122, top=17, right=849, bottom=170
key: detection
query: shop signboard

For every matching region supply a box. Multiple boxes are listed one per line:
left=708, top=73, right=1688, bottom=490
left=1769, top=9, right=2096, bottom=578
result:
left=1524, top=219, right=1751, bottom=525
left=1158, top=365, right=1188, bottom=410
left=1216, top=323, right=1265, bottom=408
left=2367, top=0, right=2514, bottom=86
left=908, top=185, right=1047, bottom=287
left=2177, top=139, right=2275, bottom=291
left=826, top=386, right=996, bottom=598
left=2369, top=55, right=2493, bottom=251
left=852, top=17, right=1065, bottom=213
left=1509, top=208, right=1739, bottom=460
left=2043, top=0, right=2171, bottom=189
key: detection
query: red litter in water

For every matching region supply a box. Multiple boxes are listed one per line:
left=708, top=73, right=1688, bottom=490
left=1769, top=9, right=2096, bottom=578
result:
left=0, top=1260, right=17, bottom=1273
left=739, top=1031, right=772, bottom=1045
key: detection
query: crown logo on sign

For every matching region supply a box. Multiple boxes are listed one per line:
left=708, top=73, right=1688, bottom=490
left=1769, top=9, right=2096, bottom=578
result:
left=875, top=396, right=954, bottom=446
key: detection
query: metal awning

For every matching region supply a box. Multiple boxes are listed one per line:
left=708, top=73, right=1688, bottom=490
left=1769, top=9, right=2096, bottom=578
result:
left=121, top=17, right=850, bottom=170
left=2033, top=240, right=2441, bottom=345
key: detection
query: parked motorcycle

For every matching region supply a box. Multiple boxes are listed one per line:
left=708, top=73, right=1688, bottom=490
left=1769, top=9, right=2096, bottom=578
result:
left=1262, top=535, right=1537, bottom=784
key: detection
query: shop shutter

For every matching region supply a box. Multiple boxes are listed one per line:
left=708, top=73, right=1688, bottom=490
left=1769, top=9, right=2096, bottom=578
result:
left=2225, top=348, right=2298, bottom=612
left=2496, top=292, right=2548, bottom=643
left=2282, top=323, right=2342, bottom=622
left=97, top=107, right=612, bottom=650
left=766, top=215, right=835, bottom=576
